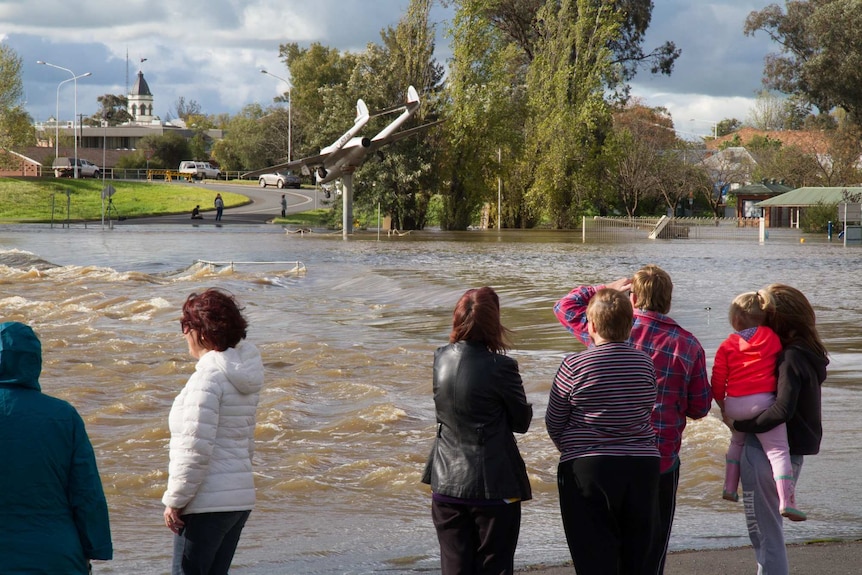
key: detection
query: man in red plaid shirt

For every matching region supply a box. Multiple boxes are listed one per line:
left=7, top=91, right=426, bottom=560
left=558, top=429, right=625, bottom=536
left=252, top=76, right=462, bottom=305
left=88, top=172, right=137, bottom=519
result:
left=553, top=264, right=711, bottom=574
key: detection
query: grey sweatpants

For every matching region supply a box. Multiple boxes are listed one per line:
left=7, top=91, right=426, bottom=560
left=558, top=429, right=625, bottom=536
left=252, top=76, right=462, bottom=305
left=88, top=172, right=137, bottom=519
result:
left=740, top=434, right=804, bottom=575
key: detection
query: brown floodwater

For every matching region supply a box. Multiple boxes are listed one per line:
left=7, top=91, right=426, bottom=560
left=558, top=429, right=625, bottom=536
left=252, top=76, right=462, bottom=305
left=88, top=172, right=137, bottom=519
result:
left=1, top=225, right=860, bottom=574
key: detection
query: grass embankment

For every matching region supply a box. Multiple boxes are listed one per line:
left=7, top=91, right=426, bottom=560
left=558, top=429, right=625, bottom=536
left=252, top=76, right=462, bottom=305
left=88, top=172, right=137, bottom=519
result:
left=273, top=209, right=332, bottom=228
left=0, top=177, right=248, bottom=222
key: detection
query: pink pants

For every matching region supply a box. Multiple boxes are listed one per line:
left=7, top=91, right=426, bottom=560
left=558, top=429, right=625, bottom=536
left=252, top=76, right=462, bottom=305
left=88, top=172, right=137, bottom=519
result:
left=725, top=393, right=792, bottom=478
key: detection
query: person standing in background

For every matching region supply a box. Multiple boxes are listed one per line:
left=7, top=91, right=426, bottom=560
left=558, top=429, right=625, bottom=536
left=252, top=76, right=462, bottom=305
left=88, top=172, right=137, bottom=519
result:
left=281, top=194, right=287, bottom=218
left=214, top=193, right=224, bottom=221
left=553, top=264, right=711, bottom=574
left=163, top=289, right=264, bottom=575
left=422, top=286, right=532, bottom=575
left=0, top=321, right=113, bottom=574
left=734, top=284, right=828, bottom=574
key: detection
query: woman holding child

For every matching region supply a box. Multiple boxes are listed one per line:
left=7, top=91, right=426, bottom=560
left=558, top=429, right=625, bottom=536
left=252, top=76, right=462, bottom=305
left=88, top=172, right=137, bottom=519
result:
left=733, top=284, right=828, bottom=574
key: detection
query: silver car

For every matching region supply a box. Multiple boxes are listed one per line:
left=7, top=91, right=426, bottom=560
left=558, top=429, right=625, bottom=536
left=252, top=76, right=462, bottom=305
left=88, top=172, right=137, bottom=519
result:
left=258, top=171, right=301, bottom=189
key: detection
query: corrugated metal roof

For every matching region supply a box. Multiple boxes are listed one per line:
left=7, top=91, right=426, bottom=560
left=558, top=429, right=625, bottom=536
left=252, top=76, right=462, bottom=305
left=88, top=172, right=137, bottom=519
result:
left=734, top=182, right=794, bottom=197
left=755, top=187, right=862, bottom=207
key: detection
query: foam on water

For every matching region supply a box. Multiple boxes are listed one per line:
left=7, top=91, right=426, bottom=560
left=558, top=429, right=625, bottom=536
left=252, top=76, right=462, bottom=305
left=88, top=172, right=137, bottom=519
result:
left=1, top=231, right=860, bottom=573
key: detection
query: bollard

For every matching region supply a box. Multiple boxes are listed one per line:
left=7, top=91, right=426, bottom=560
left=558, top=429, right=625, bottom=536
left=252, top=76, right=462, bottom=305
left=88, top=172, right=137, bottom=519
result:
left=828, top=220, right=833, bottom=241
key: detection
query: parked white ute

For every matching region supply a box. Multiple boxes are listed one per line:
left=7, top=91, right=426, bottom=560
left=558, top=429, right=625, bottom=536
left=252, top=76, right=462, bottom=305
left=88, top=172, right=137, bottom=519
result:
left=178, top=161, right=222, bottom=180
left=53, top=157, right=100, bottom=178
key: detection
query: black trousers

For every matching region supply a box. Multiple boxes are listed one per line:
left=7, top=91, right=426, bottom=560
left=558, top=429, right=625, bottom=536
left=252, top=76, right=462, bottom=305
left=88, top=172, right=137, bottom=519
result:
left=557, top=456, right=660, bottom=575
left=654, top=465, right=680, bottom=575
left=172, top=510, right=250, bottom=575
left=431, top=499, right=522, bottom=575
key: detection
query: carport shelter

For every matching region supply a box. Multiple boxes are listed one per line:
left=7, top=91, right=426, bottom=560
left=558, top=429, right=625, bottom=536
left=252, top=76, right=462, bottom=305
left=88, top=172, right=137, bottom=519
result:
left=732, top=180, right=793, bottom=221
left=755, top=186, right=862, bottom=228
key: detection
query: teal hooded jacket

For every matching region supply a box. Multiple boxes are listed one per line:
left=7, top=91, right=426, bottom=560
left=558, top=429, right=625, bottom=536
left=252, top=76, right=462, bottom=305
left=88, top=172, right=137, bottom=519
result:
left=0, top=322, right=113, bottom=573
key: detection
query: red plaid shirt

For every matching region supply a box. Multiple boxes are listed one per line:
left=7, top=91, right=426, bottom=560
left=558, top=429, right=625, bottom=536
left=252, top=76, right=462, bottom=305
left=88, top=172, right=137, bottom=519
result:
left=554, top=285, right=712, bottom=473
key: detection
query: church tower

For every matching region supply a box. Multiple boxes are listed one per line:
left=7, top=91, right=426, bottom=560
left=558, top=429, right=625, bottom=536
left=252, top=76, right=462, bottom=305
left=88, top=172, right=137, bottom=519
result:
left=128, top=70, right=154, bottom=124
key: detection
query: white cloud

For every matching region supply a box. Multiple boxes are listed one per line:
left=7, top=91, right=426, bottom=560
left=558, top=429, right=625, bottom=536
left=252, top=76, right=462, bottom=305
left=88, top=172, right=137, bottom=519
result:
left=5, top=0, right=779, bottom=133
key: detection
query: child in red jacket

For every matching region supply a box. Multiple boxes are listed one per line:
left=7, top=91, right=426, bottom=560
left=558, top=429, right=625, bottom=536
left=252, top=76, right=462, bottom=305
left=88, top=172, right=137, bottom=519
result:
left=711, top=291, right=805, bottom=521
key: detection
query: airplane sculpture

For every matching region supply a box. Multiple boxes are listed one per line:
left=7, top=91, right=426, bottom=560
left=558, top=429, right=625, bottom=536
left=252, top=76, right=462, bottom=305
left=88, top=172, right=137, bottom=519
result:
left=244, top=85, right=439, bottom=237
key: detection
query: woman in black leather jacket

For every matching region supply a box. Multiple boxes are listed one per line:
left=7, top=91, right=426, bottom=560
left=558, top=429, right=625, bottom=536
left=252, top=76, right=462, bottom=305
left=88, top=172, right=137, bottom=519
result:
left=422, top=286, right=532, bottom=575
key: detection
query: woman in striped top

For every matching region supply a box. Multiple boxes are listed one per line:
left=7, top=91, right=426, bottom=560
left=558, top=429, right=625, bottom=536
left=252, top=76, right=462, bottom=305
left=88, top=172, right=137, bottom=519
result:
left=546, top=288, right=660, bottom=575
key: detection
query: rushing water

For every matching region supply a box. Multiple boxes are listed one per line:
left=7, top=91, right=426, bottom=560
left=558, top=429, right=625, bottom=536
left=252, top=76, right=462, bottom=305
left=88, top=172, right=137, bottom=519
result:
left=1, top=225, right=860, bottom=575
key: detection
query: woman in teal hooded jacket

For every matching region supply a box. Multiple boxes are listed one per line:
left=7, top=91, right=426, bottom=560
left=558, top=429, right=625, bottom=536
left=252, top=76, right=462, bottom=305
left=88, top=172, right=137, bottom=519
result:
left=0, top=322, right=113, bottom=574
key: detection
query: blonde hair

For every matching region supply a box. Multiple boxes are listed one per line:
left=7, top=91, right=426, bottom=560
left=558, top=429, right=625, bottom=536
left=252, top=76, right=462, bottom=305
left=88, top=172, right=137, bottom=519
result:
left=631, top=264, right=672, bottom=314
left=728, top=291, right=772, bottom=331
left=587, top=288, right=633, bottom=342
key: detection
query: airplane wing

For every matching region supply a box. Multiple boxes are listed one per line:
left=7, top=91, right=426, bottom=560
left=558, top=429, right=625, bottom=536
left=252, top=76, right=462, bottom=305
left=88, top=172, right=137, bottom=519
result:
left=368, top=119, right=444, bottom=150
left=241, top=98, right=370, bottom=179
left=242, top=86, right=434, bottom=184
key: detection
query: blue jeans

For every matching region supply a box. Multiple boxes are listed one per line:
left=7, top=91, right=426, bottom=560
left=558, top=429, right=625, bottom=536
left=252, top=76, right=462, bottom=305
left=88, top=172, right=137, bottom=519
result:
left=172, top=510, right=251, bottom=575
left=741, top=434, right=803, bottom=575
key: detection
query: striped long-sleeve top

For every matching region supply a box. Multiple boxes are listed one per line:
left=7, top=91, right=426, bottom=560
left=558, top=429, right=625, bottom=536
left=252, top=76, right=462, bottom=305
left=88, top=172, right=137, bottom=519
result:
left=554, top=285, right=712, bottom=472
left=546, top=342, right=659, bottom=463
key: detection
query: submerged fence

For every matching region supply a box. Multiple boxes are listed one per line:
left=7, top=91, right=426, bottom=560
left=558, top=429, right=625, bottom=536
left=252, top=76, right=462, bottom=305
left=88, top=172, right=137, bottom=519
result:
left=581, top=216, right=799, bottom=243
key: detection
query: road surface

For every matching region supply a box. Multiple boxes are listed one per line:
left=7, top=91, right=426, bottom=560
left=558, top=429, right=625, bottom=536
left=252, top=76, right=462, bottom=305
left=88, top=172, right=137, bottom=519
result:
left=118, top=181, right=327, bottom=225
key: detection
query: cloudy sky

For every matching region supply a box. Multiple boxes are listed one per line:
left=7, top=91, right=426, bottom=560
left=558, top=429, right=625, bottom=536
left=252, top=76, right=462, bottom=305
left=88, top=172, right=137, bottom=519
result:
left=2, top=0, right=778, bottom=140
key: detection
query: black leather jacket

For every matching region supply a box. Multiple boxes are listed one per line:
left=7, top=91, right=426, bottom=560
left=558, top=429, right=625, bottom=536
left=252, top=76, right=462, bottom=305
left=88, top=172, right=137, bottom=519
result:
left=422, top=341, right=532, bottom=501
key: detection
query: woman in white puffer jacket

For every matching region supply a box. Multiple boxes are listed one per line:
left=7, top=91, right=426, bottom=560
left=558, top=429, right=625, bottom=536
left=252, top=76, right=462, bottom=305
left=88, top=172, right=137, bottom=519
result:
left=162, top=288, right=264, bottom=575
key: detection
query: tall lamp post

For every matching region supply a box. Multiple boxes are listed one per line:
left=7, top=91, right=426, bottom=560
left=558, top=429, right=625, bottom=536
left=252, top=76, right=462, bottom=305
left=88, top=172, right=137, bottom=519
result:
left=690, top=118, right=718, bottom=140
left=37, top=61, right=91, bottom=178
left=260, top=69, right=292, bottom=162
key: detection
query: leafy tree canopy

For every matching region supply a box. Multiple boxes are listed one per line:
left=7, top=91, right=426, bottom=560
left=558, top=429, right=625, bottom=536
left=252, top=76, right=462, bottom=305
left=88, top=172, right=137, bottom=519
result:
left=0, top=43, right=32, bottom=155
left=745, top=0, right=862, bottom=125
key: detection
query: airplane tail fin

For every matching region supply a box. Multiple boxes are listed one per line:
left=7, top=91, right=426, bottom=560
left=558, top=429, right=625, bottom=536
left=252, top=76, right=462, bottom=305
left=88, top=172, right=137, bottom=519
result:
left=406, top=85, right=419, bottom=106
left=355, top=99, right=369, bottom=124
left=372, top=86, right=421, bottom=141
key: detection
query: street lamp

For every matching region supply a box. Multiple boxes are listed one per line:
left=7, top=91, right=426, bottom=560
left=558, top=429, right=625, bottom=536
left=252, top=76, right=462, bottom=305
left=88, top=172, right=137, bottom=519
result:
left=37, top=61, right=91, bottom=178
left=260, top=69, right=292, bottom=162
left=690, top=118, right=718, bottom=140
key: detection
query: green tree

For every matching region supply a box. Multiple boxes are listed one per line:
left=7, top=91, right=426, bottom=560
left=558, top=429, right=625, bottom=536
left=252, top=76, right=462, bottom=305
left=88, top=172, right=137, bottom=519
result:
left=1, top=106, right=35, bottom=152
left=454, top=0, right=680, bottom=85
left=349, top=0, right=444, bottom=230
left=603, top=103, right=676, bottom=217
left=211, top=104, right=270, bottom=171
left=745, top=0, right=862, bottom=124
left=278, top=43, right=359, bottom=158
left=137, top=132, right=191, bottom=170
left=747, top=89, right=808, bottom=131
left=716, top=118, right=742, bottom=137
left=750, top=144, right=821, bottom=187
left=174, top=97, right=202, bottom=122
left=442, top=0, right=531, bottom=229
left=800, top=200, right=838, bottom=233
left=525, top=0, right=620, bottom=228
left=91, top=94, right=132, bottom=125
left=821, top=121, right=862, bottom=185
left=0, top=44, right=32, bottom=159
left=653, top=143, right=712, bottom=216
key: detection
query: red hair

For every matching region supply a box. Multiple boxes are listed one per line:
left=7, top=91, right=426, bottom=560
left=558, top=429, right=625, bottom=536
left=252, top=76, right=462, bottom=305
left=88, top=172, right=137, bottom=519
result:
left=449, top=287, right=511, bottom=353
left=181, top=288, right=248, bottom=351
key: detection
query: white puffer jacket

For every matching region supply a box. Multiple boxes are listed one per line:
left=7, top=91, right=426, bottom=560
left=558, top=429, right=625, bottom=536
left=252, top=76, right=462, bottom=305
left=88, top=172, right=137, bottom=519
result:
left=162, top=340, right=264, bottom=514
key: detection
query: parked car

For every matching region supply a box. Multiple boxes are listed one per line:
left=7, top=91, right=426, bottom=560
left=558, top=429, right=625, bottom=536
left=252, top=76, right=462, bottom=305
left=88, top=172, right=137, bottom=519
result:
left=258, top=171, right=302, bottom=189
left=52, top=157, right=100, bottom=178
left=178, top=161, right=222, bottom=180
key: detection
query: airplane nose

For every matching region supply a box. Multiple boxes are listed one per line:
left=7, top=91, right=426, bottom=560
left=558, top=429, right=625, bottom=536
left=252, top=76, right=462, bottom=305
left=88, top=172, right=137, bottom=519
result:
left=360, top=137, right=371, bottom=148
